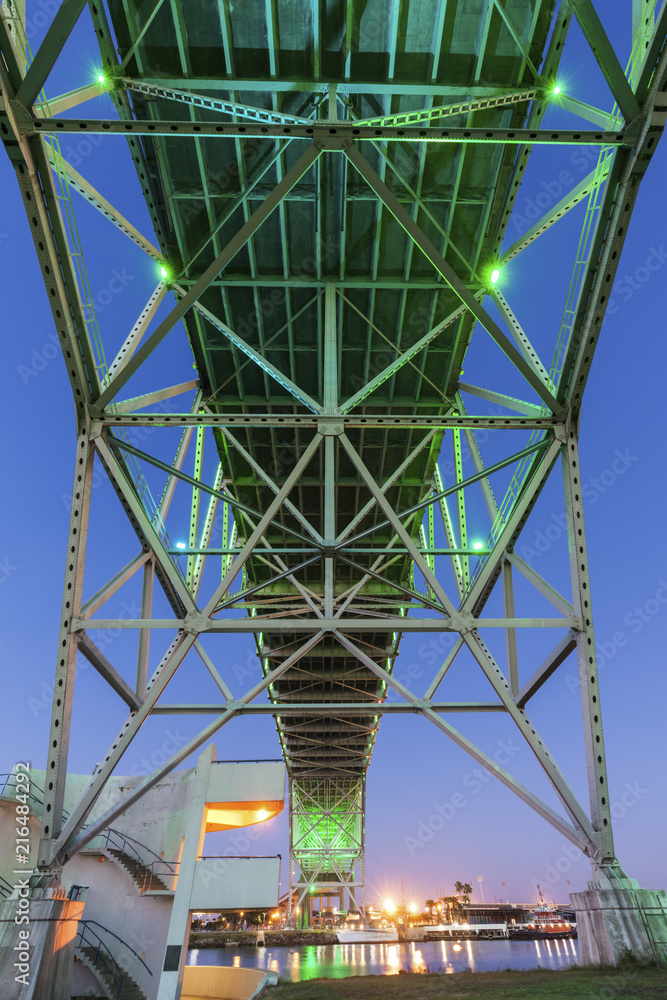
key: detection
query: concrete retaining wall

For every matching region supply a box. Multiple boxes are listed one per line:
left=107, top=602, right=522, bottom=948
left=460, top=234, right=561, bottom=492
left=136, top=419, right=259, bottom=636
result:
left=182, top=964, right=267, bottom=999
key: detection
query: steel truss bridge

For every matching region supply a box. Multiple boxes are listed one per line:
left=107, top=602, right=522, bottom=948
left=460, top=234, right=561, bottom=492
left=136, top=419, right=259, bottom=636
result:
left=1, top=0, right=666, bottom=931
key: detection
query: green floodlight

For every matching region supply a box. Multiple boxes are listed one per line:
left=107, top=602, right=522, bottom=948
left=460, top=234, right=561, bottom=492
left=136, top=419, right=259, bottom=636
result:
left=553, top=85, right=561, bottom=95
left=490, top=268, right=500, bottom=285
left=472, top=541, right=484, bottom=551
left=160, top=265, right=168, bottom=279
left=97, top=73, right=105, bottom=84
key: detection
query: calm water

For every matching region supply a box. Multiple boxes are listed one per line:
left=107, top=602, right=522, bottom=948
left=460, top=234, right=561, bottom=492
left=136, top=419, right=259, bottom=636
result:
left=188, top=937, right=579, bottom=981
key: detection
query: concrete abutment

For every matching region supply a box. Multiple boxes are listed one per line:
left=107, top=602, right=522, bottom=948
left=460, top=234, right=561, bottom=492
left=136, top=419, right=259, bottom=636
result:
left=571, top=879, right=667, bottom=965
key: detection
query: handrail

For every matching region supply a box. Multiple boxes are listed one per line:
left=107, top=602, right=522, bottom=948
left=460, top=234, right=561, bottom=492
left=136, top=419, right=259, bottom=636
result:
left=139, top=859, right=180, bottom=893
left=0, top=773, right=45, bottom=808
left=1, top=773, right=174, bottom=876
left=76, top=922, right=126, bottom=1000
left=78, top=919, right=153, bottom=978
left=213, top=759, right=283, bottom=764
left=0, top=874, right=14, bottom=897
left=198, top=854, right=281, bottom=860
left=67, top=884, right=88, bottom=901
left=101, top=828, right=177, bottom=874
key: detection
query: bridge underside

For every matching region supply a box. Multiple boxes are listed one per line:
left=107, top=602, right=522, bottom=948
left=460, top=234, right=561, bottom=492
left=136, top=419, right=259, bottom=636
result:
left=2, top=0, right=667, bottom=973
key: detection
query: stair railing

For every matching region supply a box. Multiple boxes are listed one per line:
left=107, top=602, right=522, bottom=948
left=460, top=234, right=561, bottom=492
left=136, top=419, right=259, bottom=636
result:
left=99, top=827, right=178, bottom=880
left=77, top=919, right=153, bottom=999
left=76, top=921, right=127, bottom=1000
left=139, top=860, right=180, bottom=893
left=1, top=773, right=176, bottom=886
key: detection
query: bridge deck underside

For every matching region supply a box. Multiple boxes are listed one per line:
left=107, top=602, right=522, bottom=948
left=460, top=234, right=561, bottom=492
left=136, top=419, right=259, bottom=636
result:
left=106, top=0, right=557, bottom=785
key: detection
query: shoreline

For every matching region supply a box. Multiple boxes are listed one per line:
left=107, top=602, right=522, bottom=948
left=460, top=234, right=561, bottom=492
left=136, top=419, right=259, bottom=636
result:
left=188, top=928, right=577, bottom=949
left=189, top=929, right=340, bottom=948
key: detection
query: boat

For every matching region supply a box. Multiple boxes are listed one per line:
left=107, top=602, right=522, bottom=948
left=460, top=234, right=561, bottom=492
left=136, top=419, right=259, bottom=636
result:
left=509, top=885, right=576, bottom=940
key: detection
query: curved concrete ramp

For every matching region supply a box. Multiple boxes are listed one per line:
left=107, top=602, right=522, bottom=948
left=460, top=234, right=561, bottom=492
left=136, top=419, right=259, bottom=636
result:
left=182, top=964, right=268, bottom=1000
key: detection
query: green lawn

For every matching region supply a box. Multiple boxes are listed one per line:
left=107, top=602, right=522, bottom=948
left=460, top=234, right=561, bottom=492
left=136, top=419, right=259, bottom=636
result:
left=265, top=966, right=667, bottom=999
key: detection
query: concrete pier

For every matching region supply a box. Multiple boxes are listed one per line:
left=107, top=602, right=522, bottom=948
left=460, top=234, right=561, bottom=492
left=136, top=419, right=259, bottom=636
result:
left=571, top=879, right=667, bottom=965
left=0, top=891, right=84, bottom=1000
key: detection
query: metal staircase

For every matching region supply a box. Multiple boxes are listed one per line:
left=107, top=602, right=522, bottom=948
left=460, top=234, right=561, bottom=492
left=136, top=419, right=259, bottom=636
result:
left=76, top=920, right=152, bottom=1000
left=103, top=847, right=171, bottom=893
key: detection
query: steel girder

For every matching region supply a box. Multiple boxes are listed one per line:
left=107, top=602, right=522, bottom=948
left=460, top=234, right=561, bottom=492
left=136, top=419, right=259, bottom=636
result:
left=1, top=0, right=666, bottom=903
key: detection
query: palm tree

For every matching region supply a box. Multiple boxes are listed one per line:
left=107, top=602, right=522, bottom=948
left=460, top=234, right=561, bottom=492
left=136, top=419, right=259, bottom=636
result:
left=454, top=881, right=472, bottom=905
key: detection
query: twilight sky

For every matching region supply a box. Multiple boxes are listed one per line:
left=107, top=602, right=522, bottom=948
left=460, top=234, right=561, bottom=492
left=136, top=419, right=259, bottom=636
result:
left=1, top=1, right=666, bottom=909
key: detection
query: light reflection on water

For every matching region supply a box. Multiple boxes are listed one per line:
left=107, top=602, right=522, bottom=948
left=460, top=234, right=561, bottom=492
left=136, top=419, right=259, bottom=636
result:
left=188, top=937, right=579, bottom=982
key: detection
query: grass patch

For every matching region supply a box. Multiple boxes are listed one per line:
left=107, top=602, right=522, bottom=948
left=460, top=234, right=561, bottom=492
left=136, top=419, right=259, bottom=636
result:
left=264, top=965, right=667, bottom=999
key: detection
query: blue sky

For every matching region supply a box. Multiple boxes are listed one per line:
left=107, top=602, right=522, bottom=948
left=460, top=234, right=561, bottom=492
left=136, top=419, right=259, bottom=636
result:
left=1, top=1, right=666, bottom=909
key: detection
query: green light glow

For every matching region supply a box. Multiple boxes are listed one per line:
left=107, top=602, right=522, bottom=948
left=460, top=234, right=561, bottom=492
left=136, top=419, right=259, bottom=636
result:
left=553, top=85, right=561, bottom=95
left=160, top=265, right=168, bottom=279
left=490, top=268, right=500, bottom=284
left=473, top=541, right=484, bottom=551
left=97, top=73, right=105, bottom=84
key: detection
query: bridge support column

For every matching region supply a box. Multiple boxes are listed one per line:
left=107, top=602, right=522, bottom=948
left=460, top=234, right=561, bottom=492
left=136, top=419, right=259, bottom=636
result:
left=0, top=891, right=84, bottom=1000
left=571, top=879, right=667, bottom=965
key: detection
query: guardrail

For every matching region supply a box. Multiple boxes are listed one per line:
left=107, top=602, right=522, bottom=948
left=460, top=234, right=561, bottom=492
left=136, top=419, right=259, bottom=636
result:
left=139, top=860, right=180, bottom=893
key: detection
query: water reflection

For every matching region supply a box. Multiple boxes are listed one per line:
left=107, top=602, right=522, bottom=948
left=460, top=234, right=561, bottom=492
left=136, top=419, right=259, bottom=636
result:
left=188, top=937, right=578, bottom=982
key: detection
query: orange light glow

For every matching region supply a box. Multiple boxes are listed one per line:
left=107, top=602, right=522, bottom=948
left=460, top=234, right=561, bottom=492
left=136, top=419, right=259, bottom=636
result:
left=205, top=800, right=283, bottom=831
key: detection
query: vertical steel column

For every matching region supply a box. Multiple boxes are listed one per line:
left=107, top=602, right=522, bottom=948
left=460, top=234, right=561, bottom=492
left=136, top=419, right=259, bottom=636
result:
left=360, top=776, right=366, bottom=922
left=38, top=430, right=95, bottom=867
left=502, top=559, right=519, bottom=697
left=136, top=557, right=154, bottom=701
left=287, top=774, right=295, bottom=926
left=452, top=429, right=470, bottom=590
left=562, top=428, right=614, bottom=865
left=323, top=283, right=337, bottom=617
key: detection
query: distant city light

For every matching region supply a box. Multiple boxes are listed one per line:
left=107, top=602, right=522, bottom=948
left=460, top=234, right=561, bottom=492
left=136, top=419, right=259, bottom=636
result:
left=409, top=903, right=417, bottom=914
left=472, top=541, right=484, bottom=551
left=384, top=899, right=395, bottom=914
left=175, top=542, right=186, bottom=550
left=490, top=268, right=500, bottom=284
